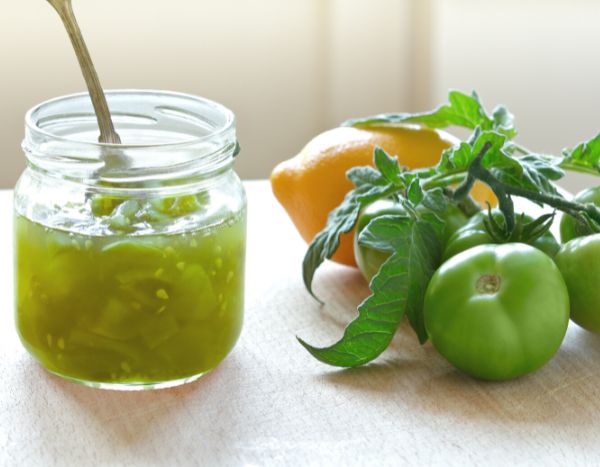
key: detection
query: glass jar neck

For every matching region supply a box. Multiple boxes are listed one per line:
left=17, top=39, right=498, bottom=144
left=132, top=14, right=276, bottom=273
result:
left=23, top=90, right=237, bottom=192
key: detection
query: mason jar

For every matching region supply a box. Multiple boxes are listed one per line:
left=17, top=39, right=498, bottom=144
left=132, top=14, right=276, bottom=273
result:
left=14, top=90, right=246, bottom=390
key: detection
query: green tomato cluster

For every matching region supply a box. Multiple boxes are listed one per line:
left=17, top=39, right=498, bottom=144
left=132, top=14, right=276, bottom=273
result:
left=354, top=186, right=600, bottom=381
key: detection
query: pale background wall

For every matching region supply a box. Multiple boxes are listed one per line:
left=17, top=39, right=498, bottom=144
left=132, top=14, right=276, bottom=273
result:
left=0, top=0, right=599, bottom=192
left=429, top=0, right=600, bottom=192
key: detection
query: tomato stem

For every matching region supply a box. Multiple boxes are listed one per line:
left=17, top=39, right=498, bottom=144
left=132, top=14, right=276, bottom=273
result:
left=423, top=171, right=466, bottom=189
left=454, top=142, right=600, bottom=233
left=412, top=140, right=600, bottom=233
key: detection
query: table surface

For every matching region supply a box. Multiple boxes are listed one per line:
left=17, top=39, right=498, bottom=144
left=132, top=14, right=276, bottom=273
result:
left=2, top=181, right=600, bottom=466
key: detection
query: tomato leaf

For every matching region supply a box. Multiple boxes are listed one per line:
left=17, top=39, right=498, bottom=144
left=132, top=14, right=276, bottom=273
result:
left=346, top=166, right=385, bottom=187
left=421, top=187, right=447, bottom=214
left=491, top=154, right=563, bottom=198
left=438, top=129, right=563, bottom=200
left=303, top=147, right=408, bottom=301
left=492, top=106, right=517, bottom=139
left=406, top=178, right=424, bottom=206
left=374, top=147, right=402, bottom=185
left=344, top=90, right=516, bottom=139
left=561, top=133, right=600, bottom=173
left=298, top=216, right=442, bottom=366
left=437, top=130, right=515, bottom=173
left=302, top=181, right=395, bottom=302
left=405, top=90, right=493, bottom=130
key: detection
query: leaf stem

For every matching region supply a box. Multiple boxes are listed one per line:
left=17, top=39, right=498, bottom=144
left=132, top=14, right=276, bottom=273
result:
left=442, top=187, right=481, bottom=217
left=423, top=172, right=466, bottom=190
left=457, top=146, right=600, bottom=228
left=422, top=170, right=482, bottom=217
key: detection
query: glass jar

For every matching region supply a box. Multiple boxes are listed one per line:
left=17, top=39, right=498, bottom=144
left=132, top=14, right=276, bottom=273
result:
left=14, top=90, right=246, bottom=390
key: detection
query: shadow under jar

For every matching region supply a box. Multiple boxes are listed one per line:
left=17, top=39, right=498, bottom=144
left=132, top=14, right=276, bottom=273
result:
left=14, top=90, right=246, bottom=390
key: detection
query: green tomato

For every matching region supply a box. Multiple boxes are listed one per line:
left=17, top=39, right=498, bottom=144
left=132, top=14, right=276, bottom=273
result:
left=443, top=210, right=559, bottom=261
left=555, top=234, right=600, bottom=333
left=442, top=204, right=471, bottom=241
left=424, top=244, right=569, bottom=381
left=354, top=199, right=469, bottom=282
left=560, top=186, right=600, bottom=243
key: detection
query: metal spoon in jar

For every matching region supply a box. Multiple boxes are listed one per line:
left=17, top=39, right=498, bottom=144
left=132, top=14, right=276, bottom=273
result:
left=46, top=0, right=122, bottom=145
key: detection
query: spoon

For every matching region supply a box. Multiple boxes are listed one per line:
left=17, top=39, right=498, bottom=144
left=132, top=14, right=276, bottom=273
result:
left=46, top=0, right=122, bottom=145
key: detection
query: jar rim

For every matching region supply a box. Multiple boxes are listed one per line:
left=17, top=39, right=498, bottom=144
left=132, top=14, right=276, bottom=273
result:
left=25, top=89, right=236, bottom=149
left=22, top=90, right=238, bottom=185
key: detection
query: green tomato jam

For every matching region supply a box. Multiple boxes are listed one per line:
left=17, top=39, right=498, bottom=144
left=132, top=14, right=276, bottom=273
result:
left=15, top=205, right=245, bottom=387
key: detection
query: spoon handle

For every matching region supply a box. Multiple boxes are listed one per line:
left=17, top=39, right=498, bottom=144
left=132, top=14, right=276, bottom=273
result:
left=47, top=0, right=121, bottom=144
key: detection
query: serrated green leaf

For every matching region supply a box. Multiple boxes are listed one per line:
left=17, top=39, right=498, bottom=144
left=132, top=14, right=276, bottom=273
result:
left=436, top=142, right=472, bottom=171
left=417, top=210, right=446, bottom=241
left=404, top=91, right=489, bottom=129
left=561, top=133, right=600, bottom=173
left=374, top=147, right=402, bottom=185
left=358, top=214, right=411, bottom=252
left=491, top=154, right=563, bottom=198
left=403, top=221, right=442, bottom=342
left=347, top=166, right=386, bottom=187
left=492, top=105, right=517, bottom=139
left=437, top=130, right=517, bottom=173
left=302, top=183, right=395, bottom=301
left=421, top=188, right=447, bottom=214
left=343, top=90, right=517, bottom=139
left=344, top=90, right=490, bottom=129
left=406, top=179, right=424, bottom=206
left=474, top=133, right=519, bottom=170
left=299, top=217, right=442, bottom=366
left=399, top=171, right=418, bottom=186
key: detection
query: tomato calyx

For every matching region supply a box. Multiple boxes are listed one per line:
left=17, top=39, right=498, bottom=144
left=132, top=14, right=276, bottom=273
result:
left=481, top=205, right=556, bottom=246
left=476, top=274, right=501, bottom=294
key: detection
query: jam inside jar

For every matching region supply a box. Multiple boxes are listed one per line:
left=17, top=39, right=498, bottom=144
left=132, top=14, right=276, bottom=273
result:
left=14, top=90, right=246, bottom=390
